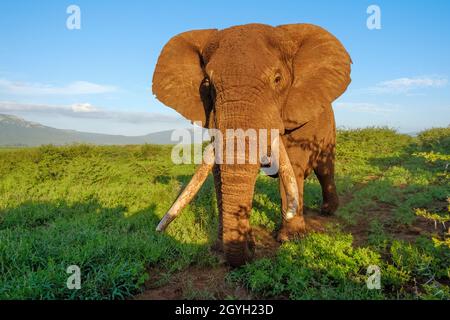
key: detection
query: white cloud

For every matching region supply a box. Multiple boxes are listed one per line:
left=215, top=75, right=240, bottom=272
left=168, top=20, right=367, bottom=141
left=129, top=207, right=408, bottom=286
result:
left=364, top=76, right=447, bottom=94
left=0, top=79, right=117, bottom=95
left=335, top=102, right=398, bottom=115
left=71, top=103, right=98, bottom=113
left=0, top=101, right=184, bottom=124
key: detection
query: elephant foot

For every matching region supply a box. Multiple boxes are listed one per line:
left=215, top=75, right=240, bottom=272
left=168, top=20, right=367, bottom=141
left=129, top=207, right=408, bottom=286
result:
left=217, top=232, right=256, bottom=267
left=224, top=240, right=255, bottom=267
left=211, top=239, right=223, bottom=252
left=320, top=198, right=339, bottom=216
left=277, top=215, right=306, bottom=242
left=247, top=231, right=256, bottom=255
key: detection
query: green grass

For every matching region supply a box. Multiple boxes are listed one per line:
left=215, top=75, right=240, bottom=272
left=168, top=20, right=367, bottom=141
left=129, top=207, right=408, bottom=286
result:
left=0, top=128, right=449, bottom=299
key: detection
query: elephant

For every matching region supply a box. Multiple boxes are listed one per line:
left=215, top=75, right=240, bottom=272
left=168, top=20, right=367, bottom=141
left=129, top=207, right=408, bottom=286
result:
left=152, top=23, right=352, bottom=267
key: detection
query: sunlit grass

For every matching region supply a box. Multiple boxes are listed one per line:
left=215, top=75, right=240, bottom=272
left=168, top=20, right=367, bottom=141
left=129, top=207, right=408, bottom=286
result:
left=0, top=127, right=449, bottom=299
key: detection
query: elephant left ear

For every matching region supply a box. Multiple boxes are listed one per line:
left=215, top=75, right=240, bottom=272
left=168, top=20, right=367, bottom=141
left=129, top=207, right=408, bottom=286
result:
left=277, top=24, right=352, bottom=130
left=152, top=29, right=218, bottom=128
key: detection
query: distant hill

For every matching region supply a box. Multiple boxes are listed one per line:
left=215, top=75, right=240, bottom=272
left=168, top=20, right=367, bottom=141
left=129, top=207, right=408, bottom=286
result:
left=0, top=114, right=194, bottom=146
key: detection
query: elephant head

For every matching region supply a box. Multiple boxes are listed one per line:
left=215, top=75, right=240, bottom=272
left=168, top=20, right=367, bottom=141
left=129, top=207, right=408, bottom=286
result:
left=152, top=23, right=351, bottom=266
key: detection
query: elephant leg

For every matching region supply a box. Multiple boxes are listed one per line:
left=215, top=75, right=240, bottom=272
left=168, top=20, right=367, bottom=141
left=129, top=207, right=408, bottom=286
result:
left=314, top=149, right=339, bottom=215
left=277, top=173, right=306, bottom=242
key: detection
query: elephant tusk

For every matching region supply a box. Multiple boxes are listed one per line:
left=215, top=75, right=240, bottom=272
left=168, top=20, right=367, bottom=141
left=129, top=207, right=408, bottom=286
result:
left=156, top=146, right=214, bottom=232
left=276, top=137, right=299, bottom=220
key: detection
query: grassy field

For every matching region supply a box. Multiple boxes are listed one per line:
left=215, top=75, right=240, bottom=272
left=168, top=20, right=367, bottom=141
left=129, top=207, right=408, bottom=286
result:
left=0, top=128, right=449, bottom=300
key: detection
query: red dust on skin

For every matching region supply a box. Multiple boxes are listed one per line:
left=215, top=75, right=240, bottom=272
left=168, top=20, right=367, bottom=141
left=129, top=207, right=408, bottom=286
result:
left=152, top=23, right=352, bottom=266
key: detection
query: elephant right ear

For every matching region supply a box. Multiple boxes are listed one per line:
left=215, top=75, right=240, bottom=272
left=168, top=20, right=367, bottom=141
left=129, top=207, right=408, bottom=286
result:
left=277, top=24, right=352, bottom=130
left=152, top=29, right=218, bottom=127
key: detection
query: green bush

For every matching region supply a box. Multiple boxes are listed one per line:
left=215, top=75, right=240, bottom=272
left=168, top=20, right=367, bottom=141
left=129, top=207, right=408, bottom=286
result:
left=417, top=127, right=450, bottom=153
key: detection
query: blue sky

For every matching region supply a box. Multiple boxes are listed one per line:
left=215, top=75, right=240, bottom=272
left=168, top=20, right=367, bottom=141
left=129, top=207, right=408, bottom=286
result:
left=0, top=0, right=449, bottom=135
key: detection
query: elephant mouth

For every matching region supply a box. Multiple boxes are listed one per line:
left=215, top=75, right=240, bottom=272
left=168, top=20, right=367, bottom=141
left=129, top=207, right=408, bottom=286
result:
left=155, top=135, right=299, bottom=232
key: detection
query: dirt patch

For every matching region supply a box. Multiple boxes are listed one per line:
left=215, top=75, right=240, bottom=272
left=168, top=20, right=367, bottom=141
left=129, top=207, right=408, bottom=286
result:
left=304, top=208, right=339, bottom=232
left=338, top=198, right=448, bottom=247
left=342, top=203, right=394, bottom=247
left=395, top=200, right=449, bottom=241
left=134, top=265, right=251, bottom=300
left=252, top=226, right=279, bottom=259
left=388, top=215, right=448, bottom=243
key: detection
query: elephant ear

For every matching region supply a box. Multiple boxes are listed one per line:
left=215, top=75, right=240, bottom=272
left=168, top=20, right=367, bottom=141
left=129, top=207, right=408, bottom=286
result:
left=152, top=29, right=218, bottom=127
left=278, top=24, right=352, bottom=130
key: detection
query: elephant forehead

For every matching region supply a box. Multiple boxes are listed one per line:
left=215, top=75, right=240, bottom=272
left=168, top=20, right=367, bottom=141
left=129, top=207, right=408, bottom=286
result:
left=219, top=23, right=274, bottom=37
left=203, top=26, right=266, bottom=60
left=202, top=24, right=284, bottom=69
left=218, top=27, right=270, bottom=51
left=206, top=40, right=278, bottom=77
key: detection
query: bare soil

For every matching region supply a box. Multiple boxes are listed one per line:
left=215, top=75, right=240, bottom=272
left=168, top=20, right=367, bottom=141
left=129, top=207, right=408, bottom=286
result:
left=134, top=265, right=250, bottom=300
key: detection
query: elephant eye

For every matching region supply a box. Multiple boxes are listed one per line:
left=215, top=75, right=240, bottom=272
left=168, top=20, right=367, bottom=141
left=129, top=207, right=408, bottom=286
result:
left=274, top=74, right=282, bottom=85
left=202, top=77, right=210, bottom=86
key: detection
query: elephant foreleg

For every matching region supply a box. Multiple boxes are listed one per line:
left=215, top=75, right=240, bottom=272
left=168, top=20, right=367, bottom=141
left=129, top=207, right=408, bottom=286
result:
left=314, top=148, right=339, bottom=215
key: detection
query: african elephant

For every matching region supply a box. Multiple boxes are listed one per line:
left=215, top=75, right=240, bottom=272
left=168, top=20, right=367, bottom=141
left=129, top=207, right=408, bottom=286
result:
left=152, top=23, right=351, bottom=267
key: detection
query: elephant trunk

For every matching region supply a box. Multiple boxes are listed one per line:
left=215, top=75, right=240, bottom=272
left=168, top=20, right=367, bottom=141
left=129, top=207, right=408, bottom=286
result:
left=215, top=161, right=260, bottom=267
left=214, top=130, right=300, bottom=266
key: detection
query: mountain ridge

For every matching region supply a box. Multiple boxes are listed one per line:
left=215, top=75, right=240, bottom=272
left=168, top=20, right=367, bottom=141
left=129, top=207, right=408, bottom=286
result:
left=0, top=114, right=191, bottom=146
